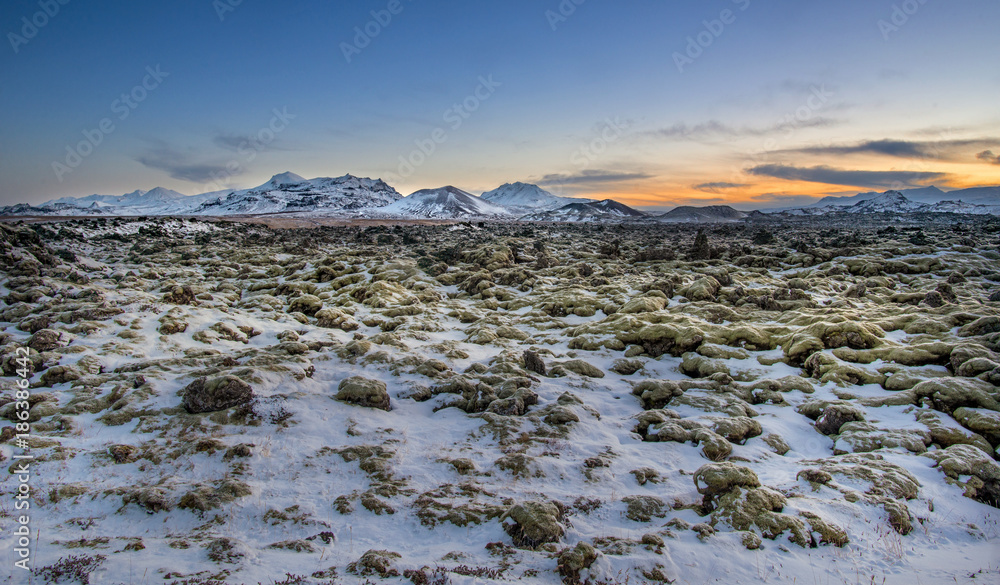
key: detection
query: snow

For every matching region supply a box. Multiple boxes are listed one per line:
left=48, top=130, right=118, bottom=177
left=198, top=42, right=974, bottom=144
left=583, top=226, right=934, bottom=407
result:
left=1, top=218, right=998, bottom=584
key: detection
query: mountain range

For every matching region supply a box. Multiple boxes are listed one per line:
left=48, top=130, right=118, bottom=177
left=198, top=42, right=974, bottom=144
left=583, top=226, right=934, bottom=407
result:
left=774, top=190, right=1000, bottom=217
left=3, top=173, right=1000, bottom=222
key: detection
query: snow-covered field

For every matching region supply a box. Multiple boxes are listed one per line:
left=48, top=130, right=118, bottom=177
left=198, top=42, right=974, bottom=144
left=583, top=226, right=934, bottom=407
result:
left=1, top=217, right=998, bottom=584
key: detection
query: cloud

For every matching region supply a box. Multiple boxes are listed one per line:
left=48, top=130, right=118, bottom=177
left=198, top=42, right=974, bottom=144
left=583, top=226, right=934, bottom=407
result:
left=782, top=138, right=1000, bottom=161
left=649, top=117, right=838, bottom=141
left=536, top=170, right=653, bottom=186
left=694, top=182, right=749, bottom=192
left=977, top=150, right=1000, bottom=165
left=746, top=164, right=949, bottom=189
left=212, top=132, right=296, bottom=153
left=134, top=140, right=236, bottom=183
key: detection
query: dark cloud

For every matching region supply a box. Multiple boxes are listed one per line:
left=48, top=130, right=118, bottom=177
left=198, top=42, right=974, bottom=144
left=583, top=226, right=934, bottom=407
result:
left=746, top=164, right=948, bottom=189
left=694, top=182, right=749, bottom=192
left=649, top=117, right=838, bottom=141
left=536, top=170, right=653, bottom=186
left=782, top=138, right=1000, bottom=160
left=134, top=140, right=236, bottom=183
left=977, top=150, right=1000, bottom=165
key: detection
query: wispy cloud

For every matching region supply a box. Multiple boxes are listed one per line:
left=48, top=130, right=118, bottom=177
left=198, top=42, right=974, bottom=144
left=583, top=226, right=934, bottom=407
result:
left=648, top=117, right=839, bottom=141
left=536, top=169, right=653, bottom=186
left=134, top=140, right=235, bottom=183
left=212, top=132, right=297, bottom=153
left=746, top=164, right=949, bottom=189
left=694, top=182, right=749, bottom=193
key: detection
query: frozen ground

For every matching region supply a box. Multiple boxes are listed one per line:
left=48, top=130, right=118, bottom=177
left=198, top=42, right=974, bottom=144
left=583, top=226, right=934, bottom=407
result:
left=1, top=217, right=998, bottom=584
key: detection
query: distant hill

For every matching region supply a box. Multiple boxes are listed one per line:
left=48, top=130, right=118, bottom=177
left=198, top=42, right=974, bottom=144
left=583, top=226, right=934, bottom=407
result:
left=659, top=205, right=748, bottom=223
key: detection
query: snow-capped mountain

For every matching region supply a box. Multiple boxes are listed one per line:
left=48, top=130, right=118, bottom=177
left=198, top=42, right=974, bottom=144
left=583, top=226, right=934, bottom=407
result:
left=659, top=205, right=748, bottom=223
left=479, top=182, right=592, bottom=213
left=15, top=187, right=217, bottom=216
left=775, top=190, right=1000, bottom=216
left=193, top=173, right=402, bottom=216
left=845, top=191, right=922, bottom=213
left=520, top=199, right=647, bottom=222
left=6, top=175, right=999, bottom=220
left=374, top=186, right=513, bottom=219
left=0, top=173, right=403, bottom=217
left=802, top=185, right=1000, bottom=209
left=806, top=186, right=945, bottom=208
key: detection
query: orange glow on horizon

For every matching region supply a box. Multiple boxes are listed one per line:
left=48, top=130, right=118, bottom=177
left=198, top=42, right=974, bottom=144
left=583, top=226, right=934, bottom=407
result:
left=575, top=165, right=1000, bottom=209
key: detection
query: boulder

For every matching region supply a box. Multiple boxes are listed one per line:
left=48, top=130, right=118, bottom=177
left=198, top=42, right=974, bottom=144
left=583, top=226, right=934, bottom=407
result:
left=912, top=377, right=1000, bottom=414
left=501, top=501, right=565, bottom=549
left=682, top=277, right=721, bottom=302
left=557, top=359, right=605, bottom=379
left=923, top=444, right=1000, bottom=506
left=336, top=376, right=391, bottom=411
left=557, top=542, right=598, bottom=583
left=27, top=329, right=65, bottom=352
left=289, top=294, right=323, bottom=316
left=183, top=376, right=254, bottom=414
left=952, top=407, right=1000, bottom=446
left=815, top=404, right=866, bottom=436
left=694, top=462, right=760, bottom=499
left=619, top=296, right=668, bottom=314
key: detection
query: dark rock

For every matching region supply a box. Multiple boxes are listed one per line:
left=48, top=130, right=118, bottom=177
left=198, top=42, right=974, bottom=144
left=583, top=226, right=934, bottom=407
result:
left=28, top=329, right=65, bottom=352
left=815, top=404, right=865, bottom=436
left=183, top=376, right=254, bottom=414
left=523, top=350, right=546, bottom=376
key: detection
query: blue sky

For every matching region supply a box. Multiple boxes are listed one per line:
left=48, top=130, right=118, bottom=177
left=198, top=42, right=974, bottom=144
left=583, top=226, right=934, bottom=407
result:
left=2, top=0, right=999, bottom=208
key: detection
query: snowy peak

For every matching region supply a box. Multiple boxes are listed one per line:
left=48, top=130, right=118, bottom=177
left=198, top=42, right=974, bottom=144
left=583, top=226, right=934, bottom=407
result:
left=256, top=172, right=307, bottom=190
left=519, top=198, right=647, bottom=222
left=124, top=187, right=188, bottom=205
left=480, top=182, right=591, bottom=212
left=848, top=191, right=920, bottom=213
left=376, top=186, right=513, bottom=219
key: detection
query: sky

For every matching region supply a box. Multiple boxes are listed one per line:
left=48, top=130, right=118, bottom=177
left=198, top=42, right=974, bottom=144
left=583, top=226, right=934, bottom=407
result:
left=1, top=0, right=999, bottom=210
